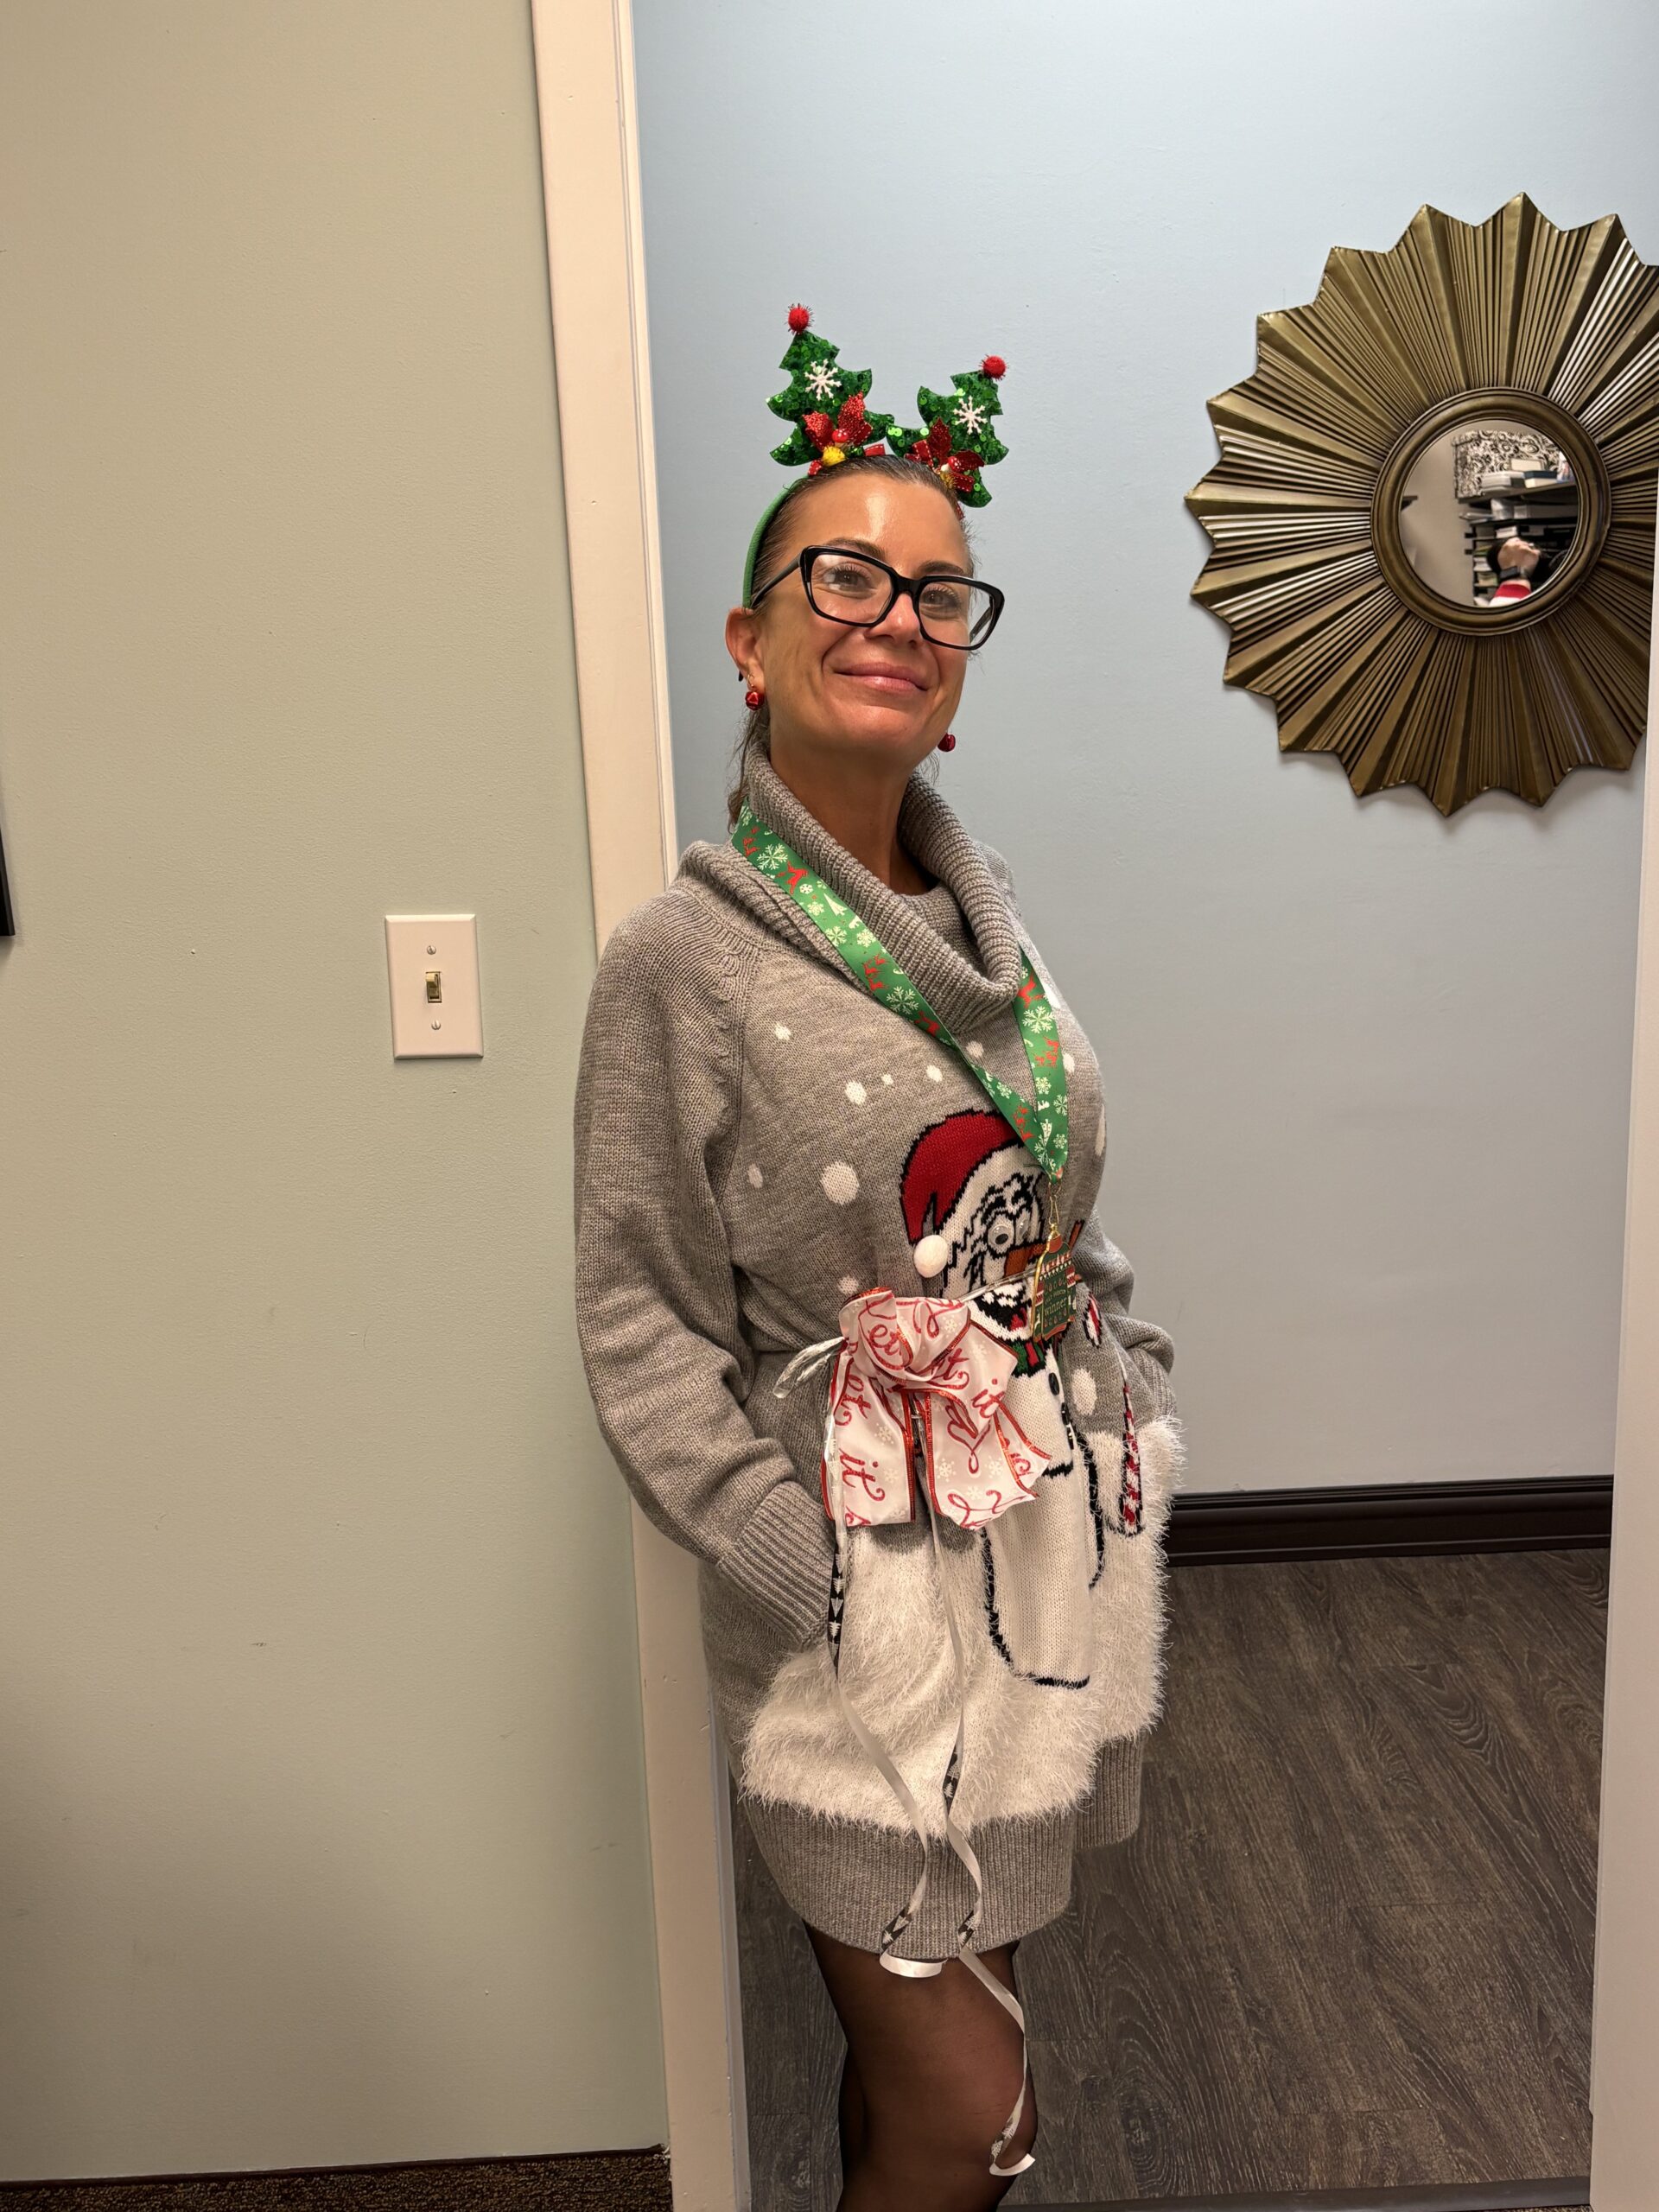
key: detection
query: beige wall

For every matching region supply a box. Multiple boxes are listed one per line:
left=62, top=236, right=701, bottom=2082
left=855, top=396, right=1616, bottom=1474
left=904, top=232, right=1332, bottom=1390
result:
left=0, top=0, right=665, bottom=2181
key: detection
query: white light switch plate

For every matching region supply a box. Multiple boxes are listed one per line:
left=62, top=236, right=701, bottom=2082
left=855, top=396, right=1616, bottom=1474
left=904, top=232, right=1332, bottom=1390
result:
left=385, top=914, right=484, bottom=1058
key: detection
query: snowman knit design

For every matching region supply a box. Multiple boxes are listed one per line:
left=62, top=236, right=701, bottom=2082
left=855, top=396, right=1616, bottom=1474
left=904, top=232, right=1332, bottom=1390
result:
left=900, top=1104, right=1147, bottom=1557
left=574, top=738, right=1183, bottom=1961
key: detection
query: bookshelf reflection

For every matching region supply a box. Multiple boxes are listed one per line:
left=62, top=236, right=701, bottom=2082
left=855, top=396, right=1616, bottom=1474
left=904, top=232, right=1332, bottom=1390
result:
left=1397, top=415, right=1580, bottom=611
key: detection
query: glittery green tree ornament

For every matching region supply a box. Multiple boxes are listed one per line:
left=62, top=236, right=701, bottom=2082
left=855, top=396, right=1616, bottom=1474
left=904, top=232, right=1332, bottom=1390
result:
left=892, top=354, right=1009, bottom=506
left=766, top=304, right=898, bottom=471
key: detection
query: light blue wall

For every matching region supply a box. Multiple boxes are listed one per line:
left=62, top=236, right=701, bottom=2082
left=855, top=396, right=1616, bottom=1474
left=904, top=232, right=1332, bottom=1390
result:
left=632, top=0, right=1650, bottom=1493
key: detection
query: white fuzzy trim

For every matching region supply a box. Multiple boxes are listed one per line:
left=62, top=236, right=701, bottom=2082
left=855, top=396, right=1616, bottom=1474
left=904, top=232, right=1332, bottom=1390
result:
left=740, top=1412, right=1185, bottom=1834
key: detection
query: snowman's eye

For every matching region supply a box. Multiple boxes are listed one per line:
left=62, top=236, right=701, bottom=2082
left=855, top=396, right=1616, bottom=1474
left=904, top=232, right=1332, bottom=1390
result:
left=987, top=1214, right=1015, bottom=1253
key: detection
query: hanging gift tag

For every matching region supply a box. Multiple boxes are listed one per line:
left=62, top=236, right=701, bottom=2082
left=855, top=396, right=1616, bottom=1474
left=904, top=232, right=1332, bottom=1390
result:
left=1027, top=1230, right=1077, bottom=1345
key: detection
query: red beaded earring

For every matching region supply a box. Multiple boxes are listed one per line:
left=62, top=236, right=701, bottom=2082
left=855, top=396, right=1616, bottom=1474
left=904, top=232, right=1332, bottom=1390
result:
left=938, top=732, right=957, bottom=752
left=745, top=687, right=765, bottom=710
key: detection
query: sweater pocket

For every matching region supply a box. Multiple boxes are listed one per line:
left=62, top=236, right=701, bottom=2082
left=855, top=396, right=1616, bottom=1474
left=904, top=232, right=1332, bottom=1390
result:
left=742, top=1343, right=838, bottom=1504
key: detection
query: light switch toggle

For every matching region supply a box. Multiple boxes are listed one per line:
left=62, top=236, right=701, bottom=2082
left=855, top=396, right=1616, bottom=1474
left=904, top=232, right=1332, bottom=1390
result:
left=385, top=916, right=483, bottom=1058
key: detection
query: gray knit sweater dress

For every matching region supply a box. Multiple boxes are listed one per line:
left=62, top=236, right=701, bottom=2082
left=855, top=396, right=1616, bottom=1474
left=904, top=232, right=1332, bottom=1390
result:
left=573, top=739, right=1183, bottom=1960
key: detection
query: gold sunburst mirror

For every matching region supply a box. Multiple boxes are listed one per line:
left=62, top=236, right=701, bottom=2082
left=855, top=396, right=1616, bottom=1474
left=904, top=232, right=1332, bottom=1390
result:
left=1186, top=196, right=1659, bottom=813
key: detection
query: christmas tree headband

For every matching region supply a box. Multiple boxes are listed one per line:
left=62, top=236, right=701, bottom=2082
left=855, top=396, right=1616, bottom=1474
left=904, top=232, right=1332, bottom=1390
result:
left=741, top=303, right=1009, bottom=605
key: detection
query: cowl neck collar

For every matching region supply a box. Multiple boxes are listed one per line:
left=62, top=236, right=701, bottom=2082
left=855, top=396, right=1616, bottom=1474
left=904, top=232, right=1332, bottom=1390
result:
left=678, top=737, right=1026, bottom=1036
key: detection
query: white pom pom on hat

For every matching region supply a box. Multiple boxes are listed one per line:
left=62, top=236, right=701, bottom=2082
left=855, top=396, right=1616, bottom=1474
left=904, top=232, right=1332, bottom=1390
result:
left=913, top=1233, right=950, bottom=1280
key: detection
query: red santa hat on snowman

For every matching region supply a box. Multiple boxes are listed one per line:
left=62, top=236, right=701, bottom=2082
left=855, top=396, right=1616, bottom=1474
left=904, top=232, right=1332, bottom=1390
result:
left=900, top=1108, right=1048, bottom=1291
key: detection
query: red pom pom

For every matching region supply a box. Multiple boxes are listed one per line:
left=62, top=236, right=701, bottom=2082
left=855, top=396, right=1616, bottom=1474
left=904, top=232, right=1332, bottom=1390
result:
left=980, top=353, right=1006, bottom=379
left=787, top=303, right=812, bottom=332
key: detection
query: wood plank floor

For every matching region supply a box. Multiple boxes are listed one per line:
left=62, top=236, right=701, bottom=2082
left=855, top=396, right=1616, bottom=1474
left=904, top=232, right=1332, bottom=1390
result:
left=732, top=1548, right=1605, bottom=2209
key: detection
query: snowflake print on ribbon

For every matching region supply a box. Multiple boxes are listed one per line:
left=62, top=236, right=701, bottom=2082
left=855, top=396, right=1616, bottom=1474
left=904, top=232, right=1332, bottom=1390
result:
left=732, top=800, right=1071, bottom=1192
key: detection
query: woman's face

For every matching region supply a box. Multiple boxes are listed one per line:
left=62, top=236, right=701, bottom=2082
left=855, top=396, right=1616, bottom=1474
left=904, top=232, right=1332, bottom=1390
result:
left=728, top=473, right=972, bottom=773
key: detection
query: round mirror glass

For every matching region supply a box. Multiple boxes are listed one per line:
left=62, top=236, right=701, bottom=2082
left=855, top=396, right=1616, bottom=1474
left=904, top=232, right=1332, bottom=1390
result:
left=1395, top=416, right=1580, bottom=611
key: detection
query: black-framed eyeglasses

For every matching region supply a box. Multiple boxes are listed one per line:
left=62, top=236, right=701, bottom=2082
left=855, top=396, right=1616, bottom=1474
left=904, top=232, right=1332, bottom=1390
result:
left=751, top=545, right=1005, bottom=650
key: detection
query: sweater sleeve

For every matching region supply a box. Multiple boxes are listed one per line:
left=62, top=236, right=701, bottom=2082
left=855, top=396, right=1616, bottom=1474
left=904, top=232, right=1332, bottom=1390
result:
left=1068, top=1211, right=1179, bottom=1425
left=572, top=897, right=835, bottom=1651
left=977, top=838, right=1179, bottom=1427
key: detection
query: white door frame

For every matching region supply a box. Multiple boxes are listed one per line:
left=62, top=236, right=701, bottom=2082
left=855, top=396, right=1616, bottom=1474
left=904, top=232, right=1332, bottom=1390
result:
left=532, top=7, right=1656, bottom=2202
left=1589, top=492, right=1659, bottom=2210
left=529, top=5, right=747, bottom=2209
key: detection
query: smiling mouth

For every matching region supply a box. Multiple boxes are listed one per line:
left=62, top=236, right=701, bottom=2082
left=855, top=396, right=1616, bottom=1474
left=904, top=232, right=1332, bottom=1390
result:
left=836, top=667, right=925, bottom=692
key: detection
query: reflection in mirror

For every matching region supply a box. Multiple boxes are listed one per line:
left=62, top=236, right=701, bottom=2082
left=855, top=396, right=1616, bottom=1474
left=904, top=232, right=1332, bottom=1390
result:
left=1188, top=195, right=1656, bottom=804
left=1397, top=416, right=1579, bottom=610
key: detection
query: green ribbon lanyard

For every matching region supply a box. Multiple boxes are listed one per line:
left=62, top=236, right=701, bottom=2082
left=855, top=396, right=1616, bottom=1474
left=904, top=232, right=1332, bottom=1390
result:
left=734, top=801, right=1077, bottom=1336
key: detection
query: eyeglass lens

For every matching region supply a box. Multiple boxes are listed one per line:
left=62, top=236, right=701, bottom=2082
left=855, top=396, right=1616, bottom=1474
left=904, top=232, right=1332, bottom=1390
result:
left=806, top=552, right=997, bottom=647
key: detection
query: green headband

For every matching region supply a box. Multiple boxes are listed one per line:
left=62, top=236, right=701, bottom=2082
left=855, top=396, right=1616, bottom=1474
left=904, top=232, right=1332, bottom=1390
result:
left=740, top=304, right=1010, bottom=605
left=741, top=485, right=795, bottom=609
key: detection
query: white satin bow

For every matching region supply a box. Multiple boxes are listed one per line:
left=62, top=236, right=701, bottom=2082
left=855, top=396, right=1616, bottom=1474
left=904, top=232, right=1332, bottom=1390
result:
left=778, top=1287, right=1047, bottom=1532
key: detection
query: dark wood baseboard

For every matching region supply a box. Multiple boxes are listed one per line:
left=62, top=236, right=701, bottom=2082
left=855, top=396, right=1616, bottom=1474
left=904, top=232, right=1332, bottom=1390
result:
left=1021, top=2179, right=1589, bottom=2212
left=0, top=2168, right=1587, bottom=2212
left=1167, top=1472, right=1611, bottom=1565
left=0, top=2145, right=671, bottom=2206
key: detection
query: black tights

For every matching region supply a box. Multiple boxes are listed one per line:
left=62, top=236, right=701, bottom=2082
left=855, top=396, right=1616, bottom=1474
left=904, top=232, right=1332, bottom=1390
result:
left=805, top=1922, right=1038, bottom=2212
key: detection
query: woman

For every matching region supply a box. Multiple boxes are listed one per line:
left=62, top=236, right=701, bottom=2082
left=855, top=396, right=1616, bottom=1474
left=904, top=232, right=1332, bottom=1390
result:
left=574, top=326, right=1183, bottom=2212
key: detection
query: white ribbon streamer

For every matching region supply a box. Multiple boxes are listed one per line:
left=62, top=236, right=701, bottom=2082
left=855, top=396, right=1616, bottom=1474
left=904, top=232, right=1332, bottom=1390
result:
left=776, top=1275, right=1036, bottom=2179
